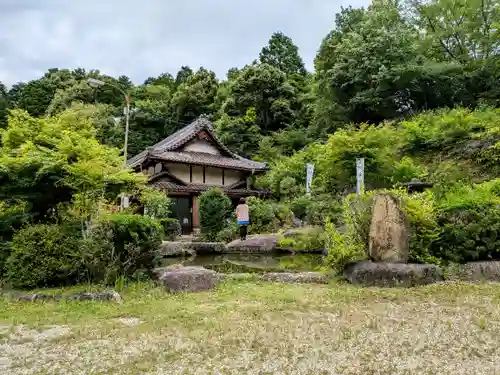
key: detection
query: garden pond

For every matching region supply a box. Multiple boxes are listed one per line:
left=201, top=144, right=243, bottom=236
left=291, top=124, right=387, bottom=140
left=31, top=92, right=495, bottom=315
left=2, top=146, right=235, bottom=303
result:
left=160, top=253, right=325, bottom=273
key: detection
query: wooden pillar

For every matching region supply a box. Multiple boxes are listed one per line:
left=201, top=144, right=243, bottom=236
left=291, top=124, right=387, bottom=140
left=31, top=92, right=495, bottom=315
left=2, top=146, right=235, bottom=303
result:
left=192, top=195, right=200, bottom=229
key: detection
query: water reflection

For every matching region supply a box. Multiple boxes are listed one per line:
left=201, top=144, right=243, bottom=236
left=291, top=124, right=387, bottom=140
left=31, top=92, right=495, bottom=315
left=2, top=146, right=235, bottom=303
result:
left=160, top=253, right=324, bottom=273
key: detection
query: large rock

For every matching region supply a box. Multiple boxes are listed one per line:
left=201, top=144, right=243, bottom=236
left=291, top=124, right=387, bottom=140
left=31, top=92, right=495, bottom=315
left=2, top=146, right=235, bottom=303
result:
left=226, top=228, right=325, bottom=254
left=226, top=234, right=279, bottom=253
left=261, top=272, right=328, bottom=284
left=368, top=193, right=410, bottom=263
left=446, top=261, right=500, bottom=282
left=343, top=261, right=443, bottom=287
left=157, top=241, right=225, bottom=256
left=160, top=266, right=224, bottom=292
left=16, top=290, right=123, bottom=303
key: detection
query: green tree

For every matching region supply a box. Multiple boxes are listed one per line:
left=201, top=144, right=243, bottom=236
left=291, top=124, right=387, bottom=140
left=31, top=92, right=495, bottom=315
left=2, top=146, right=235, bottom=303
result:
left=215, top=108, right=262, bottom=157
left=7, top=69, right=78, bottom=117
left=144, top=72, right=175, bottom=88
left=0, top=82, right=8, bottom=129
left=313, top=2, right=470, bottom=125
left=198, top=188, right=232, bottom=241
left=128, top=84, right=174, bottom=156
left=221, top=63, right=298, bottom=134
left=259, top=32, right=307, bottom=76
left=175, top=66, right=194, bottom=86
left=0, top=109, right=144, bottom=221
left=170, top=67, right=219, bottom=123
left=409, top=0, right=500, bottom=62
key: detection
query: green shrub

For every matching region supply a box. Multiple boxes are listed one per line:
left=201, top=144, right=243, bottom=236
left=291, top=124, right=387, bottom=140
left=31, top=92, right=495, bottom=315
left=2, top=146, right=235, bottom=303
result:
left=247, top=197, right=292, bottom=234
left=159, top=218, right=181, bottom=240
left=324, top=190, right=442, bottom=270
left=290, top=196, right=310, bottom=221
left=391, top=156, right=427, bottom=184
left=431, top=180, right=500, bottom=263
left=82, top=213, right=163, bottom=283
left=0, top=200, right=30, bottom=276
left=141, top=188, right=171, bottom=219
left=289, top=195, right=343, bottom=225
left=324, top=219, right=365, bottom=273
left=199, top=188, right=232, bottom=241
left=216, top=221, right=239, bottom=243
left=6, top=224, right=83, bottom=289
left=278, top=227, right=326, bottom=253
left=392, top=190, right=442, bottom=264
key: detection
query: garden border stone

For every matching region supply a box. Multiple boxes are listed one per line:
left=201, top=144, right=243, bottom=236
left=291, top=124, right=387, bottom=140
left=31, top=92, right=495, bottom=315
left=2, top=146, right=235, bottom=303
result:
left=261, top=272, right=328, bottom=284
left=343, top=261, right=443, bottom=287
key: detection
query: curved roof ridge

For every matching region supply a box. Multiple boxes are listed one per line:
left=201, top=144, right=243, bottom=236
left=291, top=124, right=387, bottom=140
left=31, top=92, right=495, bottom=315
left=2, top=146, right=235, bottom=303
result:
left=127, top=116, right=267, bottom=170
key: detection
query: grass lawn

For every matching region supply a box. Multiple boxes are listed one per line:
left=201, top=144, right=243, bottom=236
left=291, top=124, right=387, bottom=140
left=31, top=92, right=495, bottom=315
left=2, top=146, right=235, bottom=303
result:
left=2, top=280, right=500, bottom=375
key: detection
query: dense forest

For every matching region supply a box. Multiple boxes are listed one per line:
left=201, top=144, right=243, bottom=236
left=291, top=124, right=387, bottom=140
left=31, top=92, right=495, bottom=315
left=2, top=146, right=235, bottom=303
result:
left=1, top=0, right=500, bottom=288
left=1, top=0, right=498, bottom=161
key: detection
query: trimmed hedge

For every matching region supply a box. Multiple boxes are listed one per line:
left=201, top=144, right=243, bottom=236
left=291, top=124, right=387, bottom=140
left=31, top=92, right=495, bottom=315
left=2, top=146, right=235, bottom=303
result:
left=199, top=188, right=232, bottom=241
left=6, top=213, right=164, bottom=288
left=6, top=224, right=83, bottom=289
left=82, top=213, right=163, bottom=283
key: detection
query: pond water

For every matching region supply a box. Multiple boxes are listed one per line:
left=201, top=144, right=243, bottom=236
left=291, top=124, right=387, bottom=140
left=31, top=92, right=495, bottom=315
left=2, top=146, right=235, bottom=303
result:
left=160, top=253, right=325, bottom=273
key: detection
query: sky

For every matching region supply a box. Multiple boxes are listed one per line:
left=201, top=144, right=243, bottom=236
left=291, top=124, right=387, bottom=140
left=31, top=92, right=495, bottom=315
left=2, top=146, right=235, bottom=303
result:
left=0, top=0, right=370, bottom=86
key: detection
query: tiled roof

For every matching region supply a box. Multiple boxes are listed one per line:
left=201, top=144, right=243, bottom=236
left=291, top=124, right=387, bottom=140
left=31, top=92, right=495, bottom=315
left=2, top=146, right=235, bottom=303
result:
left=150, top=180, right=270, bottom=196
left=150, top=151, right=266, bottom=171
left=127, top=116, right=267, bottom=171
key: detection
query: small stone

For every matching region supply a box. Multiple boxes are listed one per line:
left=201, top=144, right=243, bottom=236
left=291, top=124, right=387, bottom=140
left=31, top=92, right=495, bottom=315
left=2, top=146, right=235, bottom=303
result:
left=65, top=290, right=123, bottom=304
left=343, top=261, right=443, bottom=287
left=160, top=266, right=224, bottom=293
left=115, top=317, right=143, bottom=326
left=226, top=234, right=280, bottom=253
left=17, top=294, right=56, bottom=302
left=261, top=272, right=328, bottom=284
left=446, top=261, right=500, bottom=282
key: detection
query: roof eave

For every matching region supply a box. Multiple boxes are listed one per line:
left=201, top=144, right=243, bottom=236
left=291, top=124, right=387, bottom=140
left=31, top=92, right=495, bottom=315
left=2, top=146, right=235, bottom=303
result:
left=147, top=155, right=266, bottom=172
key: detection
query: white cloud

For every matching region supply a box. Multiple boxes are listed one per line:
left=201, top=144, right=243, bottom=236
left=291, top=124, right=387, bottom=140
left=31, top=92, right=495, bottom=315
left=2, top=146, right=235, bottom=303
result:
left=0, top=0, right=371, bottom=85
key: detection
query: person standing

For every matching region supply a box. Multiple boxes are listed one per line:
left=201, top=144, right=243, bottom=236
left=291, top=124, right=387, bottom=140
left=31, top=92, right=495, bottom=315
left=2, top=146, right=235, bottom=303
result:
left=236, top=197, right=249, bottom=241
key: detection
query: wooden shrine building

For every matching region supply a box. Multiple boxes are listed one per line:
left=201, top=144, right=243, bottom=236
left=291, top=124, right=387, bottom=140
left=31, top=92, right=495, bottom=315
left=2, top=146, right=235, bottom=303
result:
left=127, top=116, right=268, bottom=234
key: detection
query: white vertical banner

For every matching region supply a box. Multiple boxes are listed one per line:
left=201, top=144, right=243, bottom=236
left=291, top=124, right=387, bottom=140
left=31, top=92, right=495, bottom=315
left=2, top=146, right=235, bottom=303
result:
left=356, top=158, right=365, bottom=197
left=306, top=163, right=315, bottom=197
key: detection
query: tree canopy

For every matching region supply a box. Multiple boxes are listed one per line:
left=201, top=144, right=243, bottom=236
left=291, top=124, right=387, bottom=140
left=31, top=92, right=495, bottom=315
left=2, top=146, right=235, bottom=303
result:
left=0, top=0, right=498, bottom=170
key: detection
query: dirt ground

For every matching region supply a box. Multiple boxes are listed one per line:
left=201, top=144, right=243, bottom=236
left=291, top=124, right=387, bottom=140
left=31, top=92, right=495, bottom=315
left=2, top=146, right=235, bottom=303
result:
left=1, top=281, right=500, bottom=375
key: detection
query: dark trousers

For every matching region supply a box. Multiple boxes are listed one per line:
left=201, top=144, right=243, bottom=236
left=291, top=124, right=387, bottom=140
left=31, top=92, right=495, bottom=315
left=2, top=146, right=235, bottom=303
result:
left=239, top=225, right=248, bottom=240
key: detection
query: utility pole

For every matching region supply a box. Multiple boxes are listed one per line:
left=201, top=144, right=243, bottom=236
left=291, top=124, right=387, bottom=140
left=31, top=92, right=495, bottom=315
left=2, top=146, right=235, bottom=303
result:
left=87, top=78, right=131, bottom=210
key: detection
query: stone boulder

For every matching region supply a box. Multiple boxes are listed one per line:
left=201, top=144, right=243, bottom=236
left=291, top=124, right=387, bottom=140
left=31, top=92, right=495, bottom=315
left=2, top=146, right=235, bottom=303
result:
left=16, top=290, right=123, bottom=303
left=157, top=241, right=225, bottom=256
left=261, top=272, right=328, bottom=284
left=368, top=193, right=410, bottom=263
left=446, top=261, right=500, bottom=282
left=226, top=234, right=279, bottom=253
left=343, top=261, right=443, bottom=287
left=160, top=266, right=224, bottom=293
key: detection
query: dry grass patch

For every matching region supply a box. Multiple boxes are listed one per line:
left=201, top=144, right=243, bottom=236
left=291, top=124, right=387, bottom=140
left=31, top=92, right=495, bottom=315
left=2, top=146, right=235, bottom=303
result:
left=2, top=281, right=500, bottom=374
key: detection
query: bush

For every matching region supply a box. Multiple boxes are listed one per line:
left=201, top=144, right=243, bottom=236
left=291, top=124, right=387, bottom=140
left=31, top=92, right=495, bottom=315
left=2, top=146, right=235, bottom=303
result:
left=278, top=227, right=326, bottom=253
left=431, top=180, right=500, bottom=263
left=6, top=224, right=83, bottom=289
left=159, top=218, right=181, bottom=240
left=199, top=188, right=232, bottom=241
left=289, top=196, right=310, bottom=221
left=392, top=190, right=442, bottom=264
left=141, top=188, right=171, bottom=219
left=324, top=190, right=442, bottom=271
left=216, top=221, right=239, bottom=243
left=0, top=200, right=30, bottom=276
left=247, top=197, right=292, bottom=234
left=324, top=219, right=366, bottom=273
left=82, top=213, right=163, bottom=283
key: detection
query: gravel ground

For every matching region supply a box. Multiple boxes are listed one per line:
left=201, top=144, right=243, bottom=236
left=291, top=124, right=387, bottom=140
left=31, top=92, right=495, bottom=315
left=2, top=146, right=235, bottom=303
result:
left=1, top=281, right=500, bottom=374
